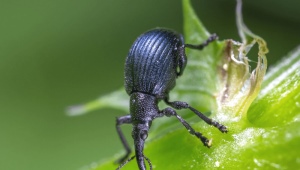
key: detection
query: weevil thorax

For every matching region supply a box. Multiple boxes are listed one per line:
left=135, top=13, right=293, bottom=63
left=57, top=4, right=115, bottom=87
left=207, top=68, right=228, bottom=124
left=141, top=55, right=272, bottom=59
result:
left=130, top=92, right=158, bottom=125
left=124, top=28, right=184, bottom=99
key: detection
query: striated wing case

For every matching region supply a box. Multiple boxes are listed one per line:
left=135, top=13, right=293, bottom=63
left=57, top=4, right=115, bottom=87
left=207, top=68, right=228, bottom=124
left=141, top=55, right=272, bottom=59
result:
left=124, top=29, right=183, bottom=98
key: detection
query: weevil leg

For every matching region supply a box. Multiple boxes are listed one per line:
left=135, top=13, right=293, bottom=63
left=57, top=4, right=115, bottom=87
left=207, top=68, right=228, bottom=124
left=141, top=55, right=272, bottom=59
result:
left=184, top=33, right=218, bottom=50
left=116, top=114, right=132, bottom=164
left=160, top=107, right=212, bottom=147
left=165, top=100, right=228, bottom=133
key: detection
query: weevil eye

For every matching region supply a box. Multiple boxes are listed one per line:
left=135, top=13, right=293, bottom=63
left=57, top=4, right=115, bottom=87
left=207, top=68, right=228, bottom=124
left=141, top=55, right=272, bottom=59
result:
left=140, top=130, right=148, bottom=140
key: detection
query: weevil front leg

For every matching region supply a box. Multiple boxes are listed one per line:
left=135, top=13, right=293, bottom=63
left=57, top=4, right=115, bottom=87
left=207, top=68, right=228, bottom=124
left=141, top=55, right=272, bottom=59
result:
left=165, top=99, right=228, bottom=133
left=159, top=107, right=212, bottom=147
left=116, top=114, right=132, bottom=164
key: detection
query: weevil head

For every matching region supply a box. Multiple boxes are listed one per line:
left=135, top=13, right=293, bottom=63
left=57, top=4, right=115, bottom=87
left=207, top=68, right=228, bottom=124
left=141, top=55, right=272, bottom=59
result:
left=132, top=122, right=151, bottom=170
left=132, top=121, right=151, bottom=144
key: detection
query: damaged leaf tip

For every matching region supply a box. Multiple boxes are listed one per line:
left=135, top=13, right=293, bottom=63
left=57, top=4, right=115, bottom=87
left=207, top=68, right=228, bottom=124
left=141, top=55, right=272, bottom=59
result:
left=216, top=0, right=268, bottom=124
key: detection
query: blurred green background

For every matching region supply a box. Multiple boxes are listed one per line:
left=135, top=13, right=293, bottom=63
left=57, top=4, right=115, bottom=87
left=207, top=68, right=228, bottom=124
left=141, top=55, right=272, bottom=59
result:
left=0, top=0, right=299, bottom=170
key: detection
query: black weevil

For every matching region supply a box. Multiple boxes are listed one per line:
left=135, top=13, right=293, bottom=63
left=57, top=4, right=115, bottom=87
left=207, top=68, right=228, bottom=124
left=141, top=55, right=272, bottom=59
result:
left=116, top=28, right=228, bottom=170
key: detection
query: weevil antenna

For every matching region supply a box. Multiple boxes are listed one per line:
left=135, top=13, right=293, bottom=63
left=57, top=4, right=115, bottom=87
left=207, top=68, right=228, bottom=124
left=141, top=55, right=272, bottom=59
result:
left=144, top=155, right=153, bottom=170
left=116, top=155, right=135, bottom=170
left=116, top=155, right=152, bottom=170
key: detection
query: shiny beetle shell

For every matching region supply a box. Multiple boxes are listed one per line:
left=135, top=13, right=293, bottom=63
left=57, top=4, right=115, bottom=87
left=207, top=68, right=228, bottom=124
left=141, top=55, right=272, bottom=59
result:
left=124, top=29, right=184, bottom=98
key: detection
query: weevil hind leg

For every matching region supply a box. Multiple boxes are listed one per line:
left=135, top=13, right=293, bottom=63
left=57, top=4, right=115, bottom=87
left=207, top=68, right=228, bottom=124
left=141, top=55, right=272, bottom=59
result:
left=184, top=33, right=218, bottom=50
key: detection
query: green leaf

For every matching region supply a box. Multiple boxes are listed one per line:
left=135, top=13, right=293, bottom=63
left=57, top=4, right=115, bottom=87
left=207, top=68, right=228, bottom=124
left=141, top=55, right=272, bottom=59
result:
left=248, top=46, right=300, bottom=127
left=66, top=89, right=128, bottom=116
left=69, top=0, right=300, bottom=169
